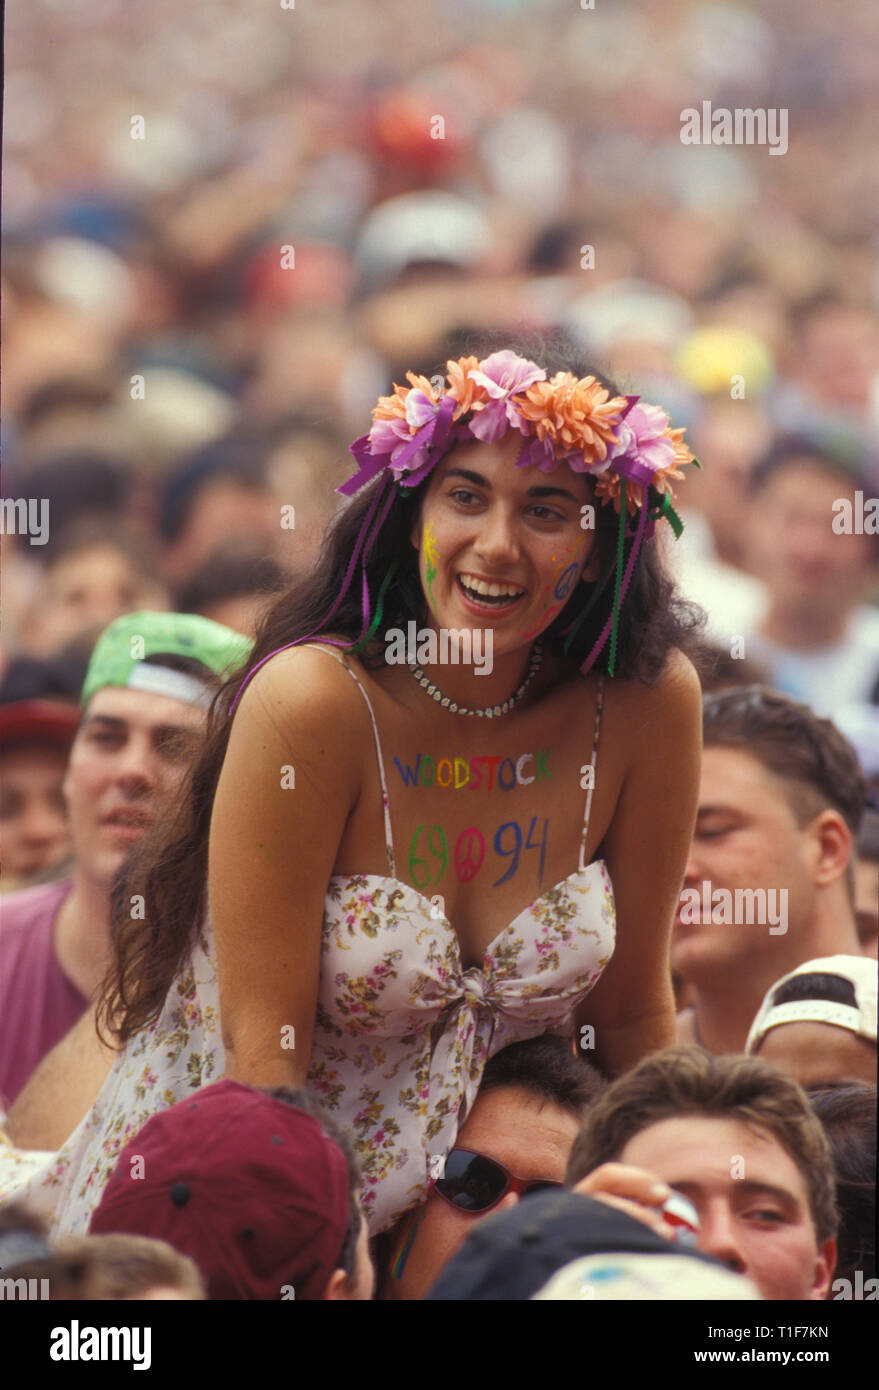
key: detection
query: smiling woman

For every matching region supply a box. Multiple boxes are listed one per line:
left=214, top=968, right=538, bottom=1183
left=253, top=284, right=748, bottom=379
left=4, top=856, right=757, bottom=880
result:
left=4, top=343, right=708, bottom=1244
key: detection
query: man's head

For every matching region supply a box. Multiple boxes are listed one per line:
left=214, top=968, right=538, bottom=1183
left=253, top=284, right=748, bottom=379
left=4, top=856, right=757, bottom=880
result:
left=381, top=1036, right=603, bottom=1300
left=0, top=701, right=78, bottom=885
left=808, top=1084, right=876, bottom=1291
left=746, top=956, right=877, bottom=1089
left=687, top=397, right=772, bottom=565
left=89, top=1079, right=374, bottom=1301
left=25, top=521, right=169, bottom=659
left=159, top=437, right=282, bottom=589
left=673, top=687, right=866, bottom=985
left=747, top=437, right=879, bottom=627
left=791, top=296, right=879, bottom=412
left=64, top=611, right=250, bottom=889
left=566, top=1045, right=837, bottom=1300
left=56, top=1232, right=206, bottom=1300
left=0, top=1204, right=203, bottom=1301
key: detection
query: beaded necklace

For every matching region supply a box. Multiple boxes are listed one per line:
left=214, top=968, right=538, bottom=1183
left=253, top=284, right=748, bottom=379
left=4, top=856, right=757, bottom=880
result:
left=407, top=640, right=544, bottom=718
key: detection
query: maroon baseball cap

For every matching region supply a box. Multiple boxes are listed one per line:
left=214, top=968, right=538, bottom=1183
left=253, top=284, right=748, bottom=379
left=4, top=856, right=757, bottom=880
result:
left=88, top=1080, right=352, bottom=1300
left=0, top=698, right=80, bottom=748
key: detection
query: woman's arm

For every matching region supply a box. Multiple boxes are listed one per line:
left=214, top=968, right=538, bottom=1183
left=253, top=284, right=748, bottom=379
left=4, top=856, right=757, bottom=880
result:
left=574, top=649, right=703, bottom=1076
left=4, top=1005, right=116, bottom=1150
left=209, top=647, right=366, bottom=1088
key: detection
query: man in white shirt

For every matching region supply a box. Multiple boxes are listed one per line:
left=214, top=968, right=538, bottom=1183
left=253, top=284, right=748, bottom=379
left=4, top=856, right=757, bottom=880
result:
left=741, top=437, right=879, bottom=769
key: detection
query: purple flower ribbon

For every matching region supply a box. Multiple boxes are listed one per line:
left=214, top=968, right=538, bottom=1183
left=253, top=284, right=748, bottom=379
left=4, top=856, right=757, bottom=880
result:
left=611, top=454, right=660, bottom=489
left=338, top=394, right=457, bottom=497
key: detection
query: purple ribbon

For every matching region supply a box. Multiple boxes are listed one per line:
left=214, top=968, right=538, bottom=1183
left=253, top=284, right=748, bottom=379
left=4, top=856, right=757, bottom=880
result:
left=338, top=394, right=456, bottom=498
left=338, top=435, right=385, bottom=496
left=577, top=490, right=650, bottom=679
left=612, top=455, right=661, bottom=489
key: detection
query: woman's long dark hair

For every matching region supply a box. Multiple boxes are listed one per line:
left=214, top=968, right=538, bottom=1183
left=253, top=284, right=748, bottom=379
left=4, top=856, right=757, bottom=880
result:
left=100, top=341, right=708, bottom=1044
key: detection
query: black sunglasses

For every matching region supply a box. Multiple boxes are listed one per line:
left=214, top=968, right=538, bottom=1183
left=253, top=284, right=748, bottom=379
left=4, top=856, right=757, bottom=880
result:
left=432, top=1147, right=563, bottom=1215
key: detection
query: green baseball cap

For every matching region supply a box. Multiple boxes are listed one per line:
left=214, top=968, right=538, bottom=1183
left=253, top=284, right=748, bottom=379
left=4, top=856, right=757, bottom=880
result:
left=80, top=611, right=253, bottom=708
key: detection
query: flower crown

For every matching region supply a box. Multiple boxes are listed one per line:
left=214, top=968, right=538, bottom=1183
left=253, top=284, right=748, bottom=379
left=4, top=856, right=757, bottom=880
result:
left=340, top=349, right=699, bottom=526
left=228, top=351, right=700, bottom=713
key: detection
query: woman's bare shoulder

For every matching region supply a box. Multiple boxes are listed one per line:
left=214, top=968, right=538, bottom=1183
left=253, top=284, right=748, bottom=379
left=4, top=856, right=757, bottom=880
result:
left=604, top=647, right=702, bottom=737
left=230, top=638, right=372, bottom=746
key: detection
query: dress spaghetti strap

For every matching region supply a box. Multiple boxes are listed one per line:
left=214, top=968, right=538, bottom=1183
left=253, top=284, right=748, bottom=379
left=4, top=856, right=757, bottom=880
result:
left=578, top=671, right=606, bottom=872
left=298, top=644, right=397, bottom=877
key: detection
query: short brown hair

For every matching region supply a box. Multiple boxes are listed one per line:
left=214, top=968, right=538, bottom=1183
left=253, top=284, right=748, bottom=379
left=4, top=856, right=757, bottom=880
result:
left=56, top=1233, right=206, bottom=1300
left=703, top=687, right=866, bottom=833
left=702, top=686, right=866, bottom=901
left=565, top=1045, right=838, bottom=1246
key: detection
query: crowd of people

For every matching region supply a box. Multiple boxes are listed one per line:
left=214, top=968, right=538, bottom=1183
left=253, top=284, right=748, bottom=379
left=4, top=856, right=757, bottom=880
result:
left=1, top=0, right=877, bottom=1305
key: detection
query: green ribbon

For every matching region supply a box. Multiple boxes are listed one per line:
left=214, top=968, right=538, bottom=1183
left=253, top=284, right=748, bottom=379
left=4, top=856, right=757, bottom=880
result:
left=647, top=488, right=684, bottom=539
left=344, top=561, right=399, bottom=656
left=562, top=549, right=616, bottom=655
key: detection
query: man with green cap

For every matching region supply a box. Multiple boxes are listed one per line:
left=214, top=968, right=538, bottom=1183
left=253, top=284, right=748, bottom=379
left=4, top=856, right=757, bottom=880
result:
left=0, top=612, right=251, bottom=1137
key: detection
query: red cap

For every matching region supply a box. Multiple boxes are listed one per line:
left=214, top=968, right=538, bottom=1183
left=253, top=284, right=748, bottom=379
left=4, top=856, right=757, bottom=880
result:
left=0, top=699, right=80, bottom=748
left=89, top=1080, right=351, bottom=1300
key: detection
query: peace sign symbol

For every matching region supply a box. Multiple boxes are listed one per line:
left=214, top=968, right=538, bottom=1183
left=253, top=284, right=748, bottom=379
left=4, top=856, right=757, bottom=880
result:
left=454, top=827, right=486, bottom=883
left=554, top=562, right=579, bottom=602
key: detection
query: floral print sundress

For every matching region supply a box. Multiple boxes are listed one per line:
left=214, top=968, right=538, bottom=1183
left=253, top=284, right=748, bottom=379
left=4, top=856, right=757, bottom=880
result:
left=0, top=647, right=615, bottom=1237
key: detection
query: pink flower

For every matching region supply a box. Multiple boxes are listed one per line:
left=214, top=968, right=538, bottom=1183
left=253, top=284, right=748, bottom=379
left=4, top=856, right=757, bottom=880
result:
left=367, top=379, right=446, bottom=474
left=606, top=402, right=675, bottom=475
left=368, top=415, right=412, bottom=457
left=517, top=435, right=558, bottom=472
left=404, top=389, right=438, bottom=430
left=466, top=350, right=546, bottom=443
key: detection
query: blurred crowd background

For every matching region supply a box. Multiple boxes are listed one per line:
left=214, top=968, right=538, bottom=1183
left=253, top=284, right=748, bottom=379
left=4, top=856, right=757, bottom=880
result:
left=3, top=0, right=879, bottom=890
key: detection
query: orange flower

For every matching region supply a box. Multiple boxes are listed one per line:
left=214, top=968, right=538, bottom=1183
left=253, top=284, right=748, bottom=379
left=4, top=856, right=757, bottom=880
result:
left=651, top=466, right=685, bottom=498
left=372, top=372, right=443, bottom=429
left=404, top=371, right=442, bottom=400
left=595, top=468, right=684, bottom=515
left=445, top=356, right=490, bottom=420
left=594, top=473, right=644, bottom=516
left=372, top=382, right=410, bottom=423
left=646, top=425, right=691, bottom=498
left=517, top=373, right=628, bottom=463
left=665, top=425, right=694, bottom=470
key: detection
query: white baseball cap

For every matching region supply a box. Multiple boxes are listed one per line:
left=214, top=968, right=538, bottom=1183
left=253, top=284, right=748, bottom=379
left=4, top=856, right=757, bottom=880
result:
left=532, top=1252, right=761, bottom=1301
left=354, top=191, right=491, bottom=289
left=745, top=954, right=878, bottom=1055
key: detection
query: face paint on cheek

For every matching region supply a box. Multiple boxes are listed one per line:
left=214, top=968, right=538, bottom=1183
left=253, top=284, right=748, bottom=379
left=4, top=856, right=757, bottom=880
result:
left=422, top=521, right=439, bottom=618
left=519, top=603, right=563, bottom=642
left=517, top=534, right=591, bottom=639
left=553, top=562, right=580, bottom=601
